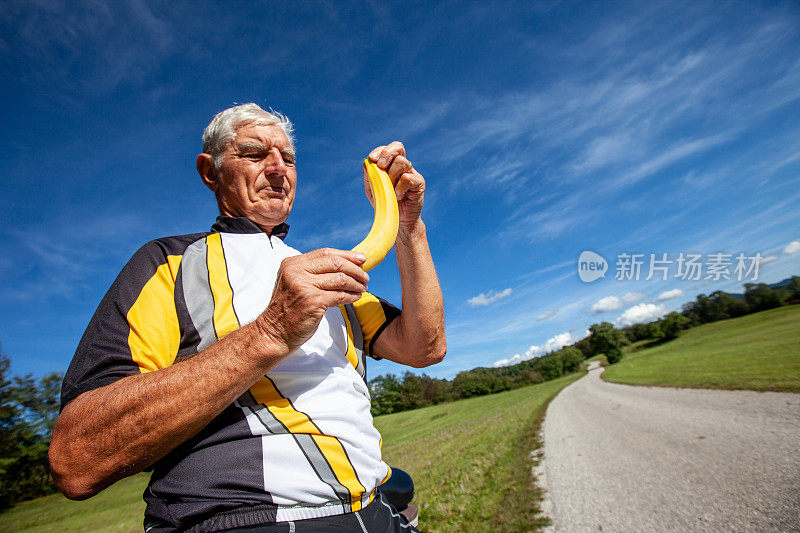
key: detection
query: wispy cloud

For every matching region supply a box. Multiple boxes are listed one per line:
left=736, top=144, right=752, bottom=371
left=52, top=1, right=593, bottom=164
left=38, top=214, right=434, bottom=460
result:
left=610, top=133, right=733, bottom=190
left=391, top=10, right=800, bottom=246
left=1, top=0, right=174, bottom=99
left=656, top=288, right=684, bottom=301
left=467, top=288, right=513, bottom=307
left=493, top=329, right=589, bottom=367
left=2, top=212, right=151, bottom=303
left=589, top=291, right=646, bottom=314
left=537, top=309, right=557, bottom=320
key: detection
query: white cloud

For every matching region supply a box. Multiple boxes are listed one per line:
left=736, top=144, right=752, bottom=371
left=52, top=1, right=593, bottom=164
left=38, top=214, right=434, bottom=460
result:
left=761, top=255, right=779, bottom=265
left=589, top=292, right=645, bottom=314
left=468, top=288, right=513, bottom=307
left=493, top=354, right=523, bottom=367
left=656, top=288, right=684, bottom=301
left=537, top=309, right=557, bottom=320
left=615, top=303, right=667, bottom=327
left=590, top=296, right=624, bottom=314
left=493, top=329, right=589, bottom=367
left=783, top=241, right=800, bottom=254
left=622, top=291, right=647, bottom=304
left=541, top=330, right=589, bottom=353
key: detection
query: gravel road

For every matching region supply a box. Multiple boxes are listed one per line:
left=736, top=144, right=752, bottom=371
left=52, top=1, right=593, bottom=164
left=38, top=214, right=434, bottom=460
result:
left=540, top=362, right=800, bottom=532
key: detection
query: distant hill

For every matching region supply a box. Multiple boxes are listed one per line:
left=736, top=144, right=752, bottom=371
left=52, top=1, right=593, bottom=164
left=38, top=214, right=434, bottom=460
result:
left=729, top=276, right=796, bottom=298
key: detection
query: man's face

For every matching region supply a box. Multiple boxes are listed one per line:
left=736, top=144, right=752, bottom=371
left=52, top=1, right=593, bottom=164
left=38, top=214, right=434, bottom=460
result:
left=215, top=122, right=297, bottom=231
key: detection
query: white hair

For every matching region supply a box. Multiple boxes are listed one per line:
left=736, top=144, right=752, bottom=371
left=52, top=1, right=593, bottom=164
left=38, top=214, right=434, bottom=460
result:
left=202, top=103, right=295, bottom=169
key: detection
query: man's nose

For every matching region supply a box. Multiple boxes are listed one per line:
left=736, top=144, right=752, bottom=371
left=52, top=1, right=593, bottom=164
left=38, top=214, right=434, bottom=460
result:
left=264, top=147, right=287, bottom=174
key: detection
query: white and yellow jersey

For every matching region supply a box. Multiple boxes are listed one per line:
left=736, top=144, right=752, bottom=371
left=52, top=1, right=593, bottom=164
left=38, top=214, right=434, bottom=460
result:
left=62, top=216, right=399, bottom=532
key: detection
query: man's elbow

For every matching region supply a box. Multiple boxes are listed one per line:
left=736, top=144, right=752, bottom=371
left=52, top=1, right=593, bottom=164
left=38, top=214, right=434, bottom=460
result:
left=410, top=340, right=446, bottom=368
left=55, top=479, right=98, bottom=501
left=48, top=426, right=103, bottom=500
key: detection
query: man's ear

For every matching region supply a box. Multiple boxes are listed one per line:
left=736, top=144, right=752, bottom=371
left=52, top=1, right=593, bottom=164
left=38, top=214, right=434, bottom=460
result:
left=197, top=153, right=218, bottom=192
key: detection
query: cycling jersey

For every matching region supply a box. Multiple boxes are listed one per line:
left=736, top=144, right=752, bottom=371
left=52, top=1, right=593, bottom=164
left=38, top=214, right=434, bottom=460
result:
left=61, top=216, right=400, bottom=532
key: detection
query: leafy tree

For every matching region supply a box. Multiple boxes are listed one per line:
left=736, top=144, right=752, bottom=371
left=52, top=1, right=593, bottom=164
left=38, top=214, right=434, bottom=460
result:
left=418, top=374, right=452, bottom=404
left=646, top=321, right=664, bottom=340
left=451, top=371, right=499, bottom=398
left=398, top=372, right=428, bottom=411
left=625, top=323, right=652, bottom=343
left=573, top=337, right=593, bottom=359
left=0, top=347, right=63, bottom=509
left=557, top=347, right=584, bottom=374
left=659, top=312, right=691, bottom=339
left=787, top=276, right=800, bottom=302
left=536, top=353, right=563, bottom=381
left=589, top=322, right=628, bottom=364
left=710, top=291, right=749, bottom=319
left=744, top=283, right=784, bottom=313
left=369, top=374, right=404, bottom=416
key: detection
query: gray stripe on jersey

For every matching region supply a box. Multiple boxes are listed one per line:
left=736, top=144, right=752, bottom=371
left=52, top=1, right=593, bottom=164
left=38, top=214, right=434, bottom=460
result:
left=294, top=433, right=353, bottom=512
left=239, top=390, right=353, bottom=511
left=181, top=238, right=217, bottom=351
left=344, top=303, right=366, bottom=380
left=238, top=391, right=286, bottom=435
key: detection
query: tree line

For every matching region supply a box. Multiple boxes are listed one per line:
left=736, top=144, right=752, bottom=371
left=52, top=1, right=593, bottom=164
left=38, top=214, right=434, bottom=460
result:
left=370, top=276, right=800, bottom=416
left=0, top=346, right=63, bottom=509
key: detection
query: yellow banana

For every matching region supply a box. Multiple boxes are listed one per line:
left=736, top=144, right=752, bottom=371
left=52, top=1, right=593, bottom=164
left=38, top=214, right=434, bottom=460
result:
left=352, top=158, right=399, bottom=271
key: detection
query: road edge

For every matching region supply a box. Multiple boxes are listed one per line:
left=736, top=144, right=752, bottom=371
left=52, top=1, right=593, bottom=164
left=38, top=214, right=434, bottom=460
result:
left=532, top=362, right=597, bottom=531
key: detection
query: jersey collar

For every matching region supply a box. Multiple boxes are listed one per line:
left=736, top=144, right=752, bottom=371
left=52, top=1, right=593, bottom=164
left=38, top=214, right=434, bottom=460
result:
left=211, top=216, right=290, bottom=240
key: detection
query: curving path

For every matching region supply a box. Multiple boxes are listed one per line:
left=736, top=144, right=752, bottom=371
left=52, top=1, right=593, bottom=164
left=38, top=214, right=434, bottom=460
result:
left=541, top=362, right=800, bottom=532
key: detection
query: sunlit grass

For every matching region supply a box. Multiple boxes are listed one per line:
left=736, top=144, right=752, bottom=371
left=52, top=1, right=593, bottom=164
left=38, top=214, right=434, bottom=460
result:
left=604, top=305, right=800, bottom=392
left=0, top=472, right=148, bottom=532
left=375, top=373, right=583, bottom=532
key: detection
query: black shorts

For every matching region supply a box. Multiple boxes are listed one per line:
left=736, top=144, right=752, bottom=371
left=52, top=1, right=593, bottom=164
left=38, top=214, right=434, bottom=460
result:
left=227, top=493, right=419, bottom=533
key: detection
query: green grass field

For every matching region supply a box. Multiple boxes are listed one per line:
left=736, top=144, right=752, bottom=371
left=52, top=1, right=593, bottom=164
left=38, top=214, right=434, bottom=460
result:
left=375, top=373, right=582, bottom=532
left=0, top=472, right=149, bottom=532
left=603, top=305, right=800, bottom=392
left=0, top=374, right=582, bottom=532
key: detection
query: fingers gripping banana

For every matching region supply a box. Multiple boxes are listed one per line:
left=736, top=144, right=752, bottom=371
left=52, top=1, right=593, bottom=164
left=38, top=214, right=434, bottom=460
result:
left=352, top=158, right=399, bottom=271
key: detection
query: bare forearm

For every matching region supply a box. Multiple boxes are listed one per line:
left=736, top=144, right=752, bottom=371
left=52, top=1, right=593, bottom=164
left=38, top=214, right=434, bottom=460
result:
left=49, top=319, right=287, bottom=500
left=394, top=219, right=446, bottom=364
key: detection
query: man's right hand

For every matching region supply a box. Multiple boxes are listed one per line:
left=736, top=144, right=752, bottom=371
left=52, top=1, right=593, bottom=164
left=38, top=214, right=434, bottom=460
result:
left=257, top=248, right=369, bottom=353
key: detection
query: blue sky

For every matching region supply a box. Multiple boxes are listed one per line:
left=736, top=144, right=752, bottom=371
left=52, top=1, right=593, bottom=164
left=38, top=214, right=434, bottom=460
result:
left=1, top=0, right=798, bottom=380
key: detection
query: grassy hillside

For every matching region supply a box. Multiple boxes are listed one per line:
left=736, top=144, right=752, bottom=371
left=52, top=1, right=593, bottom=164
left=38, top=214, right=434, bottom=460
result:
left=603, top=305, right=800, bottom=392
left=375, top=372, right=582, bottom=532
left=0, top=374, right=583, bottom=532
left=0, top=472, right=148, bottom=532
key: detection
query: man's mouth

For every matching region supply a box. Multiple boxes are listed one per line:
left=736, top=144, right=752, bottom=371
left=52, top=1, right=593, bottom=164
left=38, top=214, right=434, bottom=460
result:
left=262, top=186, right=286, bottom=195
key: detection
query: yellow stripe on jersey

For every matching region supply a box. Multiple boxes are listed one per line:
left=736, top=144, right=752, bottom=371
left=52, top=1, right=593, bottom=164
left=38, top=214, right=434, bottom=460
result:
left=127, top=255, right=182, bottom=373
left=311, top=434, right=367, bottom=510
left=206, top=233, right=239, bottom=338
left=337, top=306, right=359, bottom=370
left=250, top=377, right=368, bottom=510
left=250, top=378, right=319, bottom=433
left=351, top=292, right=389, bottom=349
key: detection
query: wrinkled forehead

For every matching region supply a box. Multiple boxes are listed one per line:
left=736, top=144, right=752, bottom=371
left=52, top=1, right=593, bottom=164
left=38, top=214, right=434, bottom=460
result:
left=231, top=121, right=293, bottom=151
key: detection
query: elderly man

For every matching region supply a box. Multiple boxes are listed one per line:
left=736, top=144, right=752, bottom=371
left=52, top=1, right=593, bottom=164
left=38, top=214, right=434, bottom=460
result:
left=49, top=103, right=445, bottom=532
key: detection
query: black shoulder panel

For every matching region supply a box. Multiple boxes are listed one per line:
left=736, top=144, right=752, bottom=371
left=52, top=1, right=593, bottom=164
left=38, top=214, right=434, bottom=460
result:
left=60, top=233, right=208, bottom=410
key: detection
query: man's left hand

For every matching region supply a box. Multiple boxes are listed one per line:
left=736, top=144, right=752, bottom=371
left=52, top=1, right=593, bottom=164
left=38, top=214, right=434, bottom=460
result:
left=365, top=141, right=425, bottom=232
